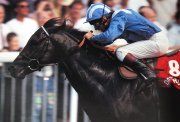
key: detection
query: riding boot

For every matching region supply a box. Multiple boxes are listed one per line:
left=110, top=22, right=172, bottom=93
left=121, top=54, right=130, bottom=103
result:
left=123, top=53, right=156, bottom=86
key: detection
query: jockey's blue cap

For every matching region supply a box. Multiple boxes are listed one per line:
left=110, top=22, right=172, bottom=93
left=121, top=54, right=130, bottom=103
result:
left=86, top=3, right=112, bottom=22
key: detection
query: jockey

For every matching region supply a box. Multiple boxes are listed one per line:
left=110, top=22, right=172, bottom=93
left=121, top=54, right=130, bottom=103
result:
left=84, top=3, right=169, bottom=86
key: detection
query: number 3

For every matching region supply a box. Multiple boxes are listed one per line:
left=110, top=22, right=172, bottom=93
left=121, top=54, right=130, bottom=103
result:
left=168, top=60, right=180, bottom=77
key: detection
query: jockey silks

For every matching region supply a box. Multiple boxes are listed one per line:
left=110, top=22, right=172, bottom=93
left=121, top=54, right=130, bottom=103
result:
left=90, top=9, right=161, bottom=46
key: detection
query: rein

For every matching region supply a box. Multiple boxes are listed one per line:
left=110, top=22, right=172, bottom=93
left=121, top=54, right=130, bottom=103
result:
left=78, top=38, right=86, bottom=47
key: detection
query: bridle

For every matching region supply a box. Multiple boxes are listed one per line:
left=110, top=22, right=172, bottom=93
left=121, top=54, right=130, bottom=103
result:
left=20, top=26, right=51, bottom=71
left=20, top=23, right=82, bottom=71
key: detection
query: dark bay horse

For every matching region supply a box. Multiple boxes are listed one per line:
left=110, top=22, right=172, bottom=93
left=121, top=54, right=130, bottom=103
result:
left=8, top=18, right=160, bottom=122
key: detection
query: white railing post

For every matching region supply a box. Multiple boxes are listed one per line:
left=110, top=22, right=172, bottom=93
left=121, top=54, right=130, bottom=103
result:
left=70, top=87, right=78, bottom=122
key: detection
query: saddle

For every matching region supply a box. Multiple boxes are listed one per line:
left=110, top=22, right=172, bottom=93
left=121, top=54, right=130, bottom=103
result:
left=118, top=59, right=154, bottom=80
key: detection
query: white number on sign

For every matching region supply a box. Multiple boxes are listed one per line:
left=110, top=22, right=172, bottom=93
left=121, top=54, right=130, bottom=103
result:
left=168, top=60, right=180, bottom=77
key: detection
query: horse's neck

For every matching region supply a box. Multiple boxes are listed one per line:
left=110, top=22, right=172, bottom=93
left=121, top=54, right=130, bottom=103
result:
left=61, top=51, right=102, bottom=94
left=62, top=50, right=117, bottom=85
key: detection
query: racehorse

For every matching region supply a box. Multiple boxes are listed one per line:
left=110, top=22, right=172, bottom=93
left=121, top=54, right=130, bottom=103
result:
left=8, top=18, right=160, bottom=122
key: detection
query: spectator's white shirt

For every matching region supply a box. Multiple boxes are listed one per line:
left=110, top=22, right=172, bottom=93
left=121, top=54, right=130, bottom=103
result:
left=6, top=17, right=39, bottom=48
left=35, top=66, right=54, bottom=78
left=167, top=23, right=180, bottom=48
left=0, top=24, right=10, bottom=50
left=152, top=0, right=177, bottom=26
left=154, top=21, right=168, bottom=35
left=128, top=0, right=149, bottom=11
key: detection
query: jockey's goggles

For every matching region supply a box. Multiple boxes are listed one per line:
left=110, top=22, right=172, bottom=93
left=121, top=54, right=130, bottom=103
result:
left=89, top=18, right=102, bottom=25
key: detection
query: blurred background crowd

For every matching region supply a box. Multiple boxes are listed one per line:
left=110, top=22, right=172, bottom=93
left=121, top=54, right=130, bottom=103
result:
left=0, top=0, right=180, bottom=122
left=0, top=0, right=180, bottom=52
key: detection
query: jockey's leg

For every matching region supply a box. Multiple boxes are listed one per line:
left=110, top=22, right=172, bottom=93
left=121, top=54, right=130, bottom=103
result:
left=115, top=32, right=169, bottom=85
left=117, top=52, right=156, bottom=85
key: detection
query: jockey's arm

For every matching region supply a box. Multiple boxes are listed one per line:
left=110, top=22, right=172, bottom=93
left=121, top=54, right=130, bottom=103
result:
left=91, top=38, right=128, bottom=54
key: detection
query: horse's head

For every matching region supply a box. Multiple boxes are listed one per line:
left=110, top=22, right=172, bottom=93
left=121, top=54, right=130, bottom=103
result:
left=9, top=18, right=84, bottom=79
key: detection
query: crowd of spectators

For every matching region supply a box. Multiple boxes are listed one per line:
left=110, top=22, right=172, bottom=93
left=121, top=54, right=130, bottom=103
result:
left=0, top=0, right=179, bottom=52
left=0, top=0, right=180, bottom=122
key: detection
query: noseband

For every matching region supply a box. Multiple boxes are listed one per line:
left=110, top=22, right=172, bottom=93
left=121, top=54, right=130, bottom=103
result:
left=20, top=26, right=51, bottom=71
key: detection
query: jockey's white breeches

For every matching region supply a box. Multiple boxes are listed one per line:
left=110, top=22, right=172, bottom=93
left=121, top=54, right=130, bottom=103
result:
left=116, top=31, right=169, bottom=61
